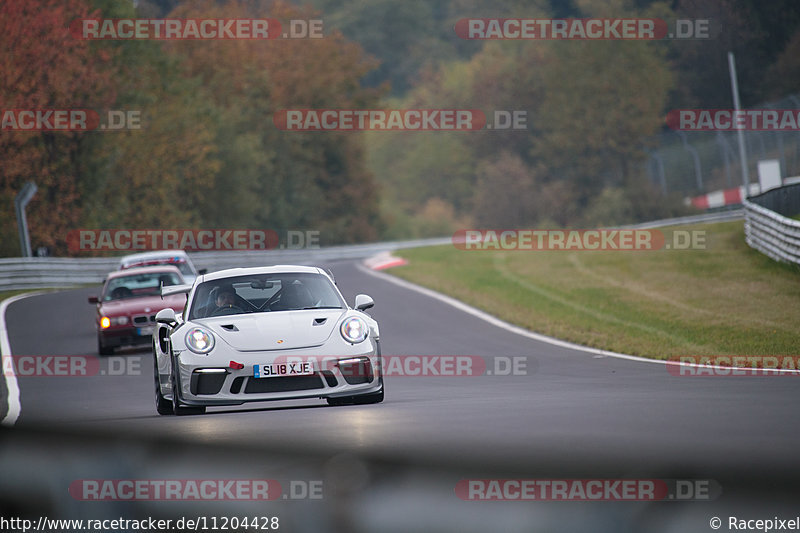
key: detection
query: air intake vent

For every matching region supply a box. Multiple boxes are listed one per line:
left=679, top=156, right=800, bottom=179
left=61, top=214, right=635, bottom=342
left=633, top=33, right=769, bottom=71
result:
left=244, top=375, right=324, bottom=393
left=321, top=370, right=338, bottom=387
left=230, top=376, right=245, bottom=394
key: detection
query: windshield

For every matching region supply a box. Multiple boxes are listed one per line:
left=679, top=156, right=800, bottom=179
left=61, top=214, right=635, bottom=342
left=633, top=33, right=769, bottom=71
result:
left=122, top=258, right=195, bottom=276
left=189, top=273, right=344, bottom=319
left=103, top=271, right=183, bottom=301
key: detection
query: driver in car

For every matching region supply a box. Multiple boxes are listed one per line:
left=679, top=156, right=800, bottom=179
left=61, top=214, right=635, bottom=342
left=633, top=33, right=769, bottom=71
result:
left=215, top=287, right=237, bottom=310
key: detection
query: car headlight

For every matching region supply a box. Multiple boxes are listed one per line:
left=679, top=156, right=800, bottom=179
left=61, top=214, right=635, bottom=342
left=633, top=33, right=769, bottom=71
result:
left=185, top=327, right=215, bottom=354
left=340, top=317, right=368, bottom=344
left=100, top=316, right=129, bottom=328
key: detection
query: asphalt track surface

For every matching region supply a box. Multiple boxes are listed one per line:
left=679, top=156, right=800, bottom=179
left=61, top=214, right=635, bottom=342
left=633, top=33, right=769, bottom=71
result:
left=3, top=258, right=800, bottom=531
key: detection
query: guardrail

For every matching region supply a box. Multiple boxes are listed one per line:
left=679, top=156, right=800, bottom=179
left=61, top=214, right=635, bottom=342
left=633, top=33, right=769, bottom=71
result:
left=0, top=238, right=451, bottom=291
left=744, top=184, right=800, bottom=265
left=626, top=208, right=743, bottom=229
left=0, top=210, right=750, bottom=292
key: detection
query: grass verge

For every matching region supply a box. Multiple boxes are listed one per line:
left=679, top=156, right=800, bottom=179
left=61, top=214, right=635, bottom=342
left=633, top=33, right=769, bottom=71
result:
left=0, top=290, right=37, bottom=303
left=389, top=221, right=800, bottom=359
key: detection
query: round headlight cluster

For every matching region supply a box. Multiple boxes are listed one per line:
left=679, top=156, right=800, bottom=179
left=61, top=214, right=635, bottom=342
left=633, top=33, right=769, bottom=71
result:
left=186, top=327, right=215, bottom=354
left=340, top=317, right=368, bottom=344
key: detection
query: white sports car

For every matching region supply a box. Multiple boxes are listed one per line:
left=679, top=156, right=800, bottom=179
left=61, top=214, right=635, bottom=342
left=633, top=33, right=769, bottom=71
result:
left=152, top=265, right=383, bottom=415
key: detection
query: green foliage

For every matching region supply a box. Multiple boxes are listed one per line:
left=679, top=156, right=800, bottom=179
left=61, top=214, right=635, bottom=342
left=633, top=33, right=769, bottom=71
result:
left=367, top=0, right=679, bottom=235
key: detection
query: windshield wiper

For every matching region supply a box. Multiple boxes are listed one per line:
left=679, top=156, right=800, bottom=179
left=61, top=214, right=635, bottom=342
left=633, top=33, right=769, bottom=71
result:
left=302, top=306, right=343, bottom=310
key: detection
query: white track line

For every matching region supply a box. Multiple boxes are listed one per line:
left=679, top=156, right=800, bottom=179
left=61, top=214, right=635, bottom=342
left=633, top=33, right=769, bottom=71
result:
left=356, top=262, right=800, bottom=373
left=1, top=292, right=43, bottom=426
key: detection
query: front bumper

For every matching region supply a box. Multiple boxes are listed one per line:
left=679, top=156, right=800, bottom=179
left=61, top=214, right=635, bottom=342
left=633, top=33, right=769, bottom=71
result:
left=99, top=326, right=153, bottom=348
left=171, top=341, right=381, bottom=406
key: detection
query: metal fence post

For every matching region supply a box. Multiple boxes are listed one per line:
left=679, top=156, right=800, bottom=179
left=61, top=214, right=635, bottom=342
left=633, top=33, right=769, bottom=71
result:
left=14, top=181, right=37, bottom=258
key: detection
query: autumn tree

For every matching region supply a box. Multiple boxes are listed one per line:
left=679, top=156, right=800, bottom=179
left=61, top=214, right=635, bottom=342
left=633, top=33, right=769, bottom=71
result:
left=80, top=32, right=221, bottom=230
left=167, top=0, right=383, bottom=243
left=0, top=0, right=116, bottom=255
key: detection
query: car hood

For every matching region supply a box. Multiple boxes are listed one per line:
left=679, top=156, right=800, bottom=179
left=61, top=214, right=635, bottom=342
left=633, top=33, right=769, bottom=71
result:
left=198, top=309, right=348, bottom=351
left=99, top=294, right=186, bottom=315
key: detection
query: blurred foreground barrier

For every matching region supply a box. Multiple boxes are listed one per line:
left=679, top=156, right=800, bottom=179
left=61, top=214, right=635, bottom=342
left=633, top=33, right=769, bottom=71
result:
left=2, top=424, right=800, bottom=533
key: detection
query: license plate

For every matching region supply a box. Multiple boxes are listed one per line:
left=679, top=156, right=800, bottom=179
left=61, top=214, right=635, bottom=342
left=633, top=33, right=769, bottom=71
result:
left=254, top=362, right=313, bottom=378
left=137, top=326, right=154, bottom=336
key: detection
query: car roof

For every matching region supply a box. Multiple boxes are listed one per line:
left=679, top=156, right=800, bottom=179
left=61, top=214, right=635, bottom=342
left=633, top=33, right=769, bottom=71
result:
left=119, top=250, right=190, bottom=265
left=201, top=265, right=324, bottom=282
left=106, top=264, right=184, bottom=280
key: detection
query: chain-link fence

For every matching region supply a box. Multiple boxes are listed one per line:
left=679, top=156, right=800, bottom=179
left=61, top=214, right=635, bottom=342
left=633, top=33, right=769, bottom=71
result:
left=645, top=93, right=800, bottom=197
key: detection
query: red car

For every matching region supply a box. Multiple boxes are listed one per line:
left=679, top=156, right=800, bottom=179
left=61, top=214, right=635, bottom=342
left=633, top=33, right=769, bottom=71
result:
left=88, top=265, right=187, bottom=355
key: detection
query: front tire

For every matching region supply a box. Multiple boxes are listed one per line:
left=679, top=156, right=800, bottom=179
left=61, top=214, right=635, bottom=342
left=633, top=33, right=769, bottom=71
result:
left=98, top=337, right=114, bottom=356
left=154, top=349, right=173, bottom=415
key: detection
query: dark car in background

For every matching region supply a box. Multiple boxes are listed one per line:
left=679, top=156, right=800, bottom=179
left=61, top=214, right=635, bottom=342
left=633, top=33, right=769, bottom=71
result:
left=88, top=265, right=187, bottom=355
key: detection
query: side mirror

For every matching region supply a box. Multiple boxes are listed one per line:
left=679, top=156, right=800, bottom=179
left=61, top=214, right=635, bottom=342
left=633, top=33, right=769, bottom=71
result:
left=198, top=269, right=208, bottom=275
left=155, top=308, right=177, bottom=325
left=354, top=294, right=374, bottom=311
left=88, top=296, right=99, bottom=304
